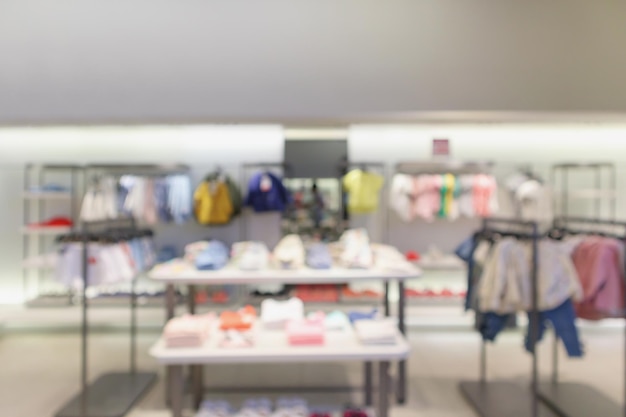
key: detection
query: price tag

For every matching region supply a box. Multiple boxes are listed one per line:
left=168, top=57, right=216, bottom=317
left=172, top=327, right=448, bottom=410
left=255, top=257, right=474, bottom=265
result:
left=260, top=175, right=272, bottom=192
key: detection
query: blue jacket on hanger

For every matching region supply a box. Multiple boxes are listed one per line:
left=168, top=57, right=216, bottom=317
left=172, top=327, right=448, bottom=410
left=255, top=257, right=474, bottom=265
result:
left=244, top=172, right=291, bottom=212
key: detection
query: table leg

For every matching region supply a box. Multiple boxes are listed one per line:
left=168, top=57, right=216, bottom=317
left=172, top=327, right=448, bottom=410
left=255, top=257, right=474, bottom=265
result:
left=166, top=284, right=176, bottom=320
left=364, top=362, right=373, bottom=406
left=192, top=365, right=204, bottom=410
left=397, top=279, right=406, bottom=404
left=378, top=362, right=390, bottom=417
left=383, top=281, right=390, bottom=317
left=169, top=365, right=184, bottom=417
left=165, top=284, right=176, bottom=406
left=187, top=285, right=204, bottom=409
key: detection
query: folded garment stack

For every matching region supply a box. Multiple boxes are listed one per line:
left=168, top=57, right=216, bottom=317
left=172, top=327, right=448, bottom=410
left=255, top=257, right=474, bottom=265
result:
left=286, top=311, right=325, bottom=346
left=231, top=241, right=270, bottom=270
left=164, top=313, right=214, bottom=348
left=353, top=318, right=397, bottom=345
left=261, top=297, right=304, bottom=329
left=219, top=305, right=256, bottom=331
left=306, top=242, right=333, bottom=269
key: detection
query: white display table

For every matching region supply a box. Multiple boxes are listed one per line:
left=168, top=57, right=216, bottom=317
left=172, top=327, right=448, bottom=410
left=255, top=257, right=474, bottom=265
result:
left=148, top=262, right=420, bottom=412
left=150, top=323, right=410, bottom=417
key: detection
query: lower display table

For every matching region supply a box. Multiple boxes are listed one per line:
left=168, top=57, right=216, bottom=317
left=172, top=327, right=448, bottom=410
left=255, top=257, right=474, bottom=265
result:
left=150, top=323, right=411, bottom=417
left=149, top=264, right=419, bottom=404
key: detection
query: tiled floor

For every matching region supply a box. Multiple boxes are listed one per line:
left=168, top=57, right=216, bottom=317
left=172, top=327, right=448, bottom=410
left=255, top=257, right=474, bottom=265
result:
left=1, top=325, right=624, bottom=417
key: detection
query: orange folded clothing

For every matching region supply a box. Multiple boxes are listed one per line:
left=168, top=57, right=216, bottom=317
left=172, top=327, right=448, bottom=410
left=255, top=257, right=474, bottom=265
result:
left=219, top=305, right=256, bottom=331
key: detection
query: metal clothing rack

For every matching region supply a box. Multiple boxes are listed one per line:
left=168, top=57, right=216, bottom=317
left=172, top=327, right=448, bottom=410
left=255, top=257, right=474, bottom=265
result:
left=459, top=217, right=560, bottom=417
left=538, top=216, right=626, bottom=417
left=551, top=162, right=617, bottom=220
left=55, top=218, right=157, bottom=417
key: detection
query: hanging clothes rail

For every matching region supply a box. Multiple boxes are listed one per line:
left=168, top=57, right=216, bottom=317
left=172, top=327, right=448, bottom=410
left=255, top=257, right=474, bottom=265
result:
left=85, top=163, right=192, bottom=176
left=55, top=217, right=157, bottom=417
left=539, top=216, right=626, bottom=417
left=395, top=159, right=494, bottom=175
left=459, top=217, right=560, bottom=417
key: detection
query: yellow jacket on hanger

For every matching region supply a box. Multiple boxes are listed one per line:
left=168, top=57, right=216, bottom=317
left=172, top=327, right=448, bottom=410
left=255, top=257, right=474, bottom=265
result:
left=194, top=180, right=234, bottom=225
left=343, top=169, right=385, bottom=214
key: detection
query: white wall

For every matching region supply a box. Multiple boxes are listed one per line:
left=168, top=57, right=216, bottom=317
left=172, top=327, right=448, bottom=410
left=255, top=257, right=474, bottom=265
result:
left=1, top=0, right=626, bottom=123
left=349, top=124, right=626, bottom=252
left=0, top=125, right=284, bottom=303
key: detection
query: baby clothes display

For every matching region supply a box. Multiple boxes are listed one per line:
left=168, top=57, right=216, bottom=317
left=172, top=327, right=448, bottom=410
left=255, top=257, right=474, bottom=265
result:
left=353, top=318, right=397, bottom=345
left=273, top=234, right=305, bottom=269
left=219, top=305, right=257, bottom=331
left=286, top=312, right=325, bottom=346
left=261, top=298, right=304, bottom=329
left=234, top=399, right=273, bottom=417
left=220, top=330, right=255, bottom=349
left=389, top=173, right=498, bottom=222
left=245, top=171, right=291, bottom=213
left=273, top=398, right=309, bottom=417
left=348, top=309, right=378, bottom=324
left=306, top=242, right=333, bottom=269
left=81, top=174, right=192, bottom=224
left=196, top=401, right=232, bottom=417
left=54, top=232, right=156, bottom=289
left=338, top=229, right=373, bottom=269
left=370, top=243, right=416, bottom=273
left=321, top=310, right=350, bottom=331
left=231, top=241, right=270, bottom=271
left=571, top=236, right=625, bottom=320
left=163, top=313, right=214, bottom=348
left=342, top=169, right=385, bottom=214
left=194, top=178, right=234, bottom=225
left=195, top=240, right=230, bottom=270
left=504, top=171, right=553, bottom=225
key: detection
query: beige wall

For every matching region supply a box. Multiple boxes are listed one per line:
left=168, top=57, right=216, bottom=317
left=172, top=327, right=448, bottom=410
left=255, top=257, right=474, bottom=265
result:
left=1, top=0, right=626, bottom=123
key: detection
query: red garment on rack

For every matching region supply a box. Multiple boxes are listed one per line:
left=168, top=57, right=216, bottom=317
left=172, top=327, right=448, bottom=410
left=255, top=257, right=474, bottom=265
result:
left=572, top=237, right=625, bottom=320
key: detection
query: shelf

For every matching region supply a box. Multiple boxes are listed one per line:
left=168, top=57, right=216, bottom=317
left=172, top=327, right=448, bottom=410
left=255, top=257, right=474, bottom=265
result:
left=21, top=226, right=72, bottom=235
left=23, top=191, right=73, bottom=200
left=150, top=323, right=410, bottom=365
left=149, top=262, right=421, bottom=286
left=565, top=189, right=617, bottom=199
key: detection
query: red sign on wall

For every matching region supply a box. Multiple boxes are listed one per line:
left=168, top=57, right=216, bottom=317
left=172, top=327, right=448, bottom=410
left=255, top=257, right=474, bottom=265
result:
left=432, top=138, right=450, bottom=157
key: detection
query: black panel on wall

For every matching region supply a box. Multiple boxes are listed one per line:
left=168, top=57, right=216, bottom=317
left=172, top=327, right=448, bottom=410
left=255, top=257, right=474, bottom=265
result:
left=284, top=139, right=348, bottom=178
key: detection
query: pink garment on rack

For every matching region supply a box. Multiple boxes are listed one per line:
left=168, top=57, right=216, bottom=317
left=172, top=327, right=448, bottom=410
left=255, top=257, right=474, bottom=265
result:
left=414, top=175, right=441, bottom=222
left=286, top=312, right=325, bottom=345
left=572, top=237, right=625, bottom=320
left=473, top=175, right=497, bottom=217
left=144, top=179, right=158, bottom=225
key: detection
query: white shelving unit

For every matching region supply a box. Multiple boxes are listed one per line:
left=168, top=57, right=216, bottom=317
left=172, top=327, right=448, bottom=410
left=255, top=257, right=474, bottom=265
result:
left=22, top=191, right=73, bottom=200
left=22, top=164, right=82, bottom=306
left=21, top=226, right=73, bottom=235
left=148, top=263, right=419, bottom=415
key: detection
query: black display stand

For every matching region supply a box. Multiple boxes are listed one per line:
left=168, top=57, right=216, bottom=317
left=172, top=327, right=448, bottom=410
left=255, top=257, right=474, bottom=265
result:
left=537, top=217, right=626, bottom=417
left=459, top=217, right=553, bottom=417
left=55, top=219, right=157, bottom=417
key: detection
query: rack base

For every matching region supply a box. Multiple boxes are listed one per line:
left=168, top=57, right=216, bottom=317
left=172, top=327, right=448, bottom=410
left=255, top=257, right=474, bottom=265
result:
left=539, top=382, right=622, bottom=417
left=460, top=381, right=559, bottom=417
left=55, top=372, right=157, bottom=417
